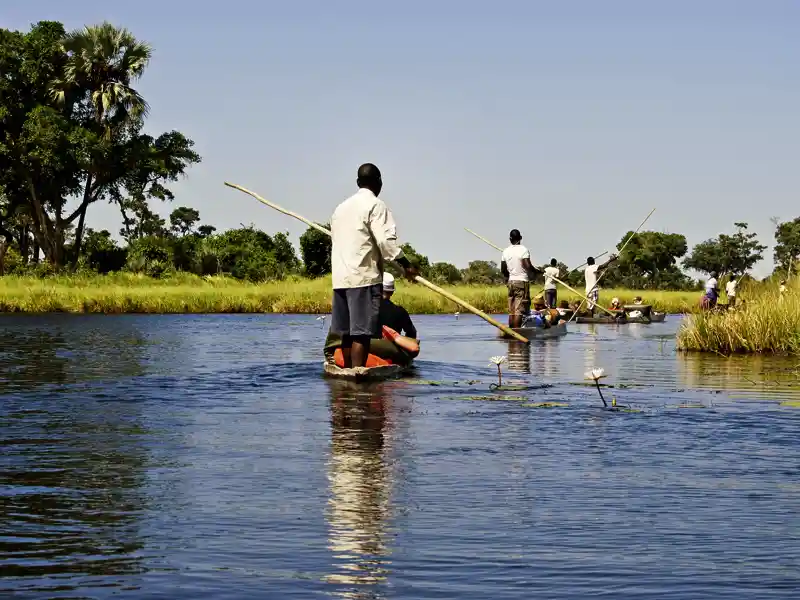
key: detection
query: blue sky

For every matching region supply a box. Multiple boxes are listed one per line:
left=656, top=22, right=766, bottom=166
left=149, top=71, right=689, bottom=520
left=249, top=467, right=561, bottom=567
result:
left=7, top=1, right=799, bottom=276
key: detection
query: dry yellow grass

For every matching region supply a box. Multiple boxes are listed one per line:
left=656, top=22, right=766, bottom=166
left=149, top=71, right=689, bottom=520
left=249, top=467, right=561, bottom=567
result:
left=677, top=280, right=800, bottom=354
left=0, top=272, right=702, bottom=314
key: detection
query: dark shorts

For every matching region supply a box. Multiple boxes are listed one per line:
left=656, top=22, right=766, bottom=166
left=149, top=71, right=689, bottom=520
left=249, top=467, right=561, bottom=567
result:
left=507, top=280, right=531, bottom=316
left=331, top=283, right=382, bottom=337
left=545, top=288, right=557, bottom=308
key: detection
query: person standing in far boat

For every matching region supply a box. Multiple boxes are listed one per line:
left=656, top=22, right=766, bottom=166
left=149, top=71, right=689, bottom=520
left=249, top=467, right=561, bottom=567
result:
left=501, top=229, right=537, bottom=328
left=702, top=272, right=719, bottom=309
left=583, top=255, right=617, bottom=315
left=379, top=273, right=417, bottom=339
left=543, top=258, right=560, bottom=308
left=726, top=277, right=738, bottom=307
left=330, top=163, right=418, bottom=369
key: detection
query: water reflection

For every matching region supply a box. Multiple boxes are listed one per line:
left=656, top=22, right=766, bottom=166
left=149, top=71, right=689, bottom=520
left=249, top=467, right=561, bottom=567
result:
left=0, top=398, right=149, bottom=593
left=324, top=381, right=393, bottom=598
left=0, top=317, right=147, bottom=392
left=505, top=341, right=530, bottom=374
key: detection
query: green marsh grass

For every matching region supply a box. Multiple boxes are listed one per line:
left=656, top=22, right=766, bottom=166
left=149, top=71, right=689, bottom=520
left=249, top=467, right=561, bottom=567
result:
left=0, top=272, right=702, bottom=314
left=677, top=280, right=800, bottom=354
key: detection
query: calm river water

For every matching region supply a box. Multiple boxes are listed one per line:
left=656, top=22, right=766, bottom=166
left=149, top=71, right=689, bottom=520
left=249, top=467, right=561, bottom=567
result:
left=2, top=314, right=799, bottom=599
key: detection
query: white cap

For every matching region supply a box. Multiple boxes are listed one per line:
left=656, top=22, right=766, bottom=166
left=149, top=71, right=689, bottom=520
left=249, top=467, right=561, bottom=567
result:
left=382, top=272, right=395, bottom=292
left=612, top=297, right=620, bottom=304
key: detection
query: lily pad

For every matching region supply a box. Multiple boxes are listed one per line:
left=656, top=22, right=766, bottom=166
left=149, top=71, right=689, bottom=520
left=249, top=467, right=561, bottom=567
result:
left=444, top=395, right=526, bottom=402
left=521, top=402, right=569, bottom=409
left=780, top=400, right=800, bottom=408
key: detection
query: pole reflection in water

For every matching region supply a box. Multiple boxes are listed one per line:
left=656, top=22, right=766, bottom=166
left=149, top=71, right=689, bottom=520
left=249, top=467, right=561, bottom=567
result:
left=505, top=341, right=531, bottom=374
left=324, top=380, right=395, bottom=599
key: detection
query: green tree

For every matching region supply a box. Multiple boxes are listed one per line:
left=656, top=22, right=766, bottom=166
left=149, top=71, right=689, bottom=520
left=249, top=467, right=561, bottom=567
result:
left=461, top=260, right=504, bottom=285
left=684, top=222, right=766, bottom=278
left=0, top=21, right=200, bottom=268
left=604, top=231, right=692, bottom=289
left=386, top=243, right=430, bottom=278
left=773, top=217, right=800, bottom=275
left=169, top=206, right=200, bottom=236
left=79, top=228, right=127, bottom=273
left=299, top=224, right=331, bottom=277
left=119, top=195, right=167, bottom=241
left=428, top=262, right=462, bottom=284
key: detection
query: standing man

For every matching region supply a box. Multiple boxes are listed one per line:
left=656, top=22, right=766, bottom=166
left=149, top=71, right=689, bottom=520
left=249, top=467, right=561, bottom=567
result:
left=500, top=229, right=537, bottom=328
left=583, top=254, right=617, bottom=316
left=544, top=258, right=560, bottom=308
left=330, top=163, right=418, bottom=368
left=725, top=277, right=738, bottom=307
left=702, top=271, right=719, bottom=309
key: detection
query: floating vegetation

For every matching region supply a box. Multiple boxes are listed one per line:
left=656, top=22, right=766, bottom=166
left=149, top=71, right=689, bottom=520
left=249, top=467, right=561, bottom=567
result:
left=780, top=400, right=800, bottom=408
left=405, top=379, right=446, bottom=386
left=522, top=402, right=569, bottom=409
left=443, top=395, right=526, bottom=402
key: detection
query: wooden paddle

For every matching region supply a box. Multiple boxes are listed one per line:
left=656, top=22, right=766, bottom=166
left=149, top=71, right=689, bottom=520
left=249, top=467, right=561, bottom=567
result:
left=464, top=228, right=620, bottom=317
left=567, top=207, right=656, bottom=323
left=224, top=182, right=530, bottom=343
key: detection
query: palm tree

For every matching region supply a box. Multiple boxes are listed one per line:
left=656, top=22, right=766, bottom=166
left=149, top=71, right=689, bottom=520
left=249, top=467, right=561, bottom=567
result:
left=51, top=21, right=152, bottom=133
left=50, top=22, right=152, bottom=268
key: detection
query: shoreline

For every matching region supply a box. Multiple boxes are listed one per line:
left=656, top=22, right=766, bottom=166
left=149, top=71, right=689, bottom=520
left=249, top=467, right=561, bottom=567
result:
left=0, top=273, right=703, bottom=315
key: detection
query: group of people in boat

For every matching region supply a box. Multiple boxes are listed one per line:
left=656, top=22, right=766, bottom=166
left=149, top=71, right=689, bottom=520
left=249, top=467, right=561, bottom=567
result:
left=499, top=228, right=619, bottom=329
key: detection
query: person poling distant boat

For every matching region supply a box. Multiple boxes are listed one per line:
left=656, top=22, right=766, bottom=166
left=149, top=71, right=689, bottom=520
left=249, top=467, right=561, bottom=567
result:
left=700, top=272, right=719, bottom=310
left=725, top=277, right=738, bottom=307
left=543, top=259, right=560, bottom=308
left=581, top=255, right=619, bottom=316
left=500, top=229, right=537, bottom=329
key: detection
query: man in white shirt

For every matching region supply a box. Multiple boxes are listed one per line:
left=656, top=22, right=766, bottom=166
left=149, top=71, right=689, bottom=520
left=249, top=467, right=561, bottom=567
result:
left=583, top=254, right=618, bottom=315
left=543, top=258, right=560, bottom=308
left=500, top=229, right=537, bottom=328
left=330, top=163, right=417, bottom=368
left=725, top=278, right=737, bottom=307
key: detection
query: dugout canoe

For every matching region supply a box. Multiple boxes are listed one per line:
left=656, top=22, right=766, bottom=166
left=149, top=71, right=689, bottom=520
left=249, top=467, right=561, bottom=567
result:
left=575, top=311, right=666, bottom=325
left=496, top=321, right=569, bottom=340
left=322, top=330, right=417, bottom=381
left=323, top=361, right=413, bottom=381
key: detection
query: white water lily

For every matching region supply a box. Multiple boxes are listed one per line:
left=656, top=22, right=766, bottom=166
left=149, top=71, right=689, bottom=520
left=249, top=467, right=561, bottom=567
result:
left=585, top=367, right=607, bottom=381
left=454, top=311, right=460, bottom=319
left=489, top=355, right=507, bottom=387
left=316, top=315, right=326, bottom=320
left=489, top=356, right=507, bottom=365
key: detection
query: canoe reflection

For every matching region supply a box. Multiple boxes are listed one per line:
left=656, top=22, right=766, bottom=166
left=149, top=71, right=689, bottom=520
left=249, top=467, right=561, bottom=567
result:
left=324, top=381, right=394, bottom=598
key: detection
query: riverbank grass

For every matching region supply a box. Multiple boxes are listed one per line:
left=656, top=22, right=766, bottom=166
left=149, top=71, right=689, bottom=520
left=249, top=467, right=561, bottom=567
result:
left=677, top=282, right=800, bottom=354
left=0, top=273, right=701, bottom=314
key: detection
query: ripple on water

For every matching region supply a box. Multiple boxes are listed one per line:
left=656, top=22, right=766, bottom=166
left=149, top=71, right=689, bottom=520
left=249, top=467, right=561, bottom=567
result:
left=1, top=314, right=800, bottom=599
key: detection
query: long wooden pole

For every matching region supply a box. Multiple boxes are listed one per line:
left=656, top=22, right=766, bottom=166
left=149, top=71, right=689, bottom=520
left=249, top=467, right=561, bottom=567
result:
left=464, top=228, right=619, bottom=317
left=568, top=207, right=656, bottom=321
left=224, top=182, right=530, bottom=343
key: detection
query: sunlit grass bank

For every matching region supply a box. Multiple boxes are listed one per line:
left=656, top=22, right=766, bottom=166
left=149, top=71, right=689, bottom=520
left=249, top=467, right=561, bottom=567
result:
left=677, top=281, right=800, bottom=354
left=0, top=273, right=703, bottom=314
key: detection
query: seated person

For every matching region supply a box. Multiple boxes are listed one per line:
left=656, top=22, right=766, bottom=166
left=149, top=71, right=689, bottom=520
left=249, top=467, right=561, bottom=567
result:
left=609, top=297, right=622, bottom=311
left=379, top=273, right=417, bottom=339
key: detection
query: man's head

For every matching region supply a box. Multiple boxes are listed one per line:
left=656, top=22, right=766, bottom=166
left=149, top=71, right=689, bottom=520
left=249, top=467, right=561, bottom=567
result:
left=550, top=258, right=557, bottom=267
left=587, top=257, right=595, bottom=266
left=382, top=272, right=395, bottom=299
left=711, top=271, right=718, bottom=279
left=509, top=229, right=522, bottom=244
left=357, top=163, right=382, bottom=196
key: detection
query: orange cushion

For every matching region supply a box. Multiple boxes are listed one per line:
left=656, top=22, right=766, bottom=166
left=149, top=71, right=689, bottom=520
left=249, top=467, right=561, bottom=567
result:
left=333, top=348, right=393, bottom=368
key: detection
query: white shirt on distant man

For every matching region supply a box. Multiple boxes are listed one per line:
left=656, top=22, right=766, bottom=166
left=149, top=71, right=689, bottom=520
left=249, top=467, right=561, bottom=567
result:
left=584, top=264, right=600, bottom=293
left=544, top=265, right=559, bottom=290
left=726, top=279, right=736, bottom=298
left=501, top=244, right=531, bottom=282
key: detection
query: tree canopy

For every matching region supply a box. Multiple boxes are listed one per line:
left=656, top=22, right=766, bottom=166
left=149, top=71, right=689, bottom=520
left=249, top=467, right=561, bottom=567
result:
left=683, top=222, right=766, bottom=278
left=0, top=20, right=199, bottom=269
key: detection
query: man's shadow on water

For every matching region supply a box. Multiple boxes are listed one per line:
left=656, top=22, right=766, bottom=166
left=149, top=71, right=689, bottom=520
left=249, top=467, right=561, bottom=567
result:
left=322, top=379, right=396, bottom=599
